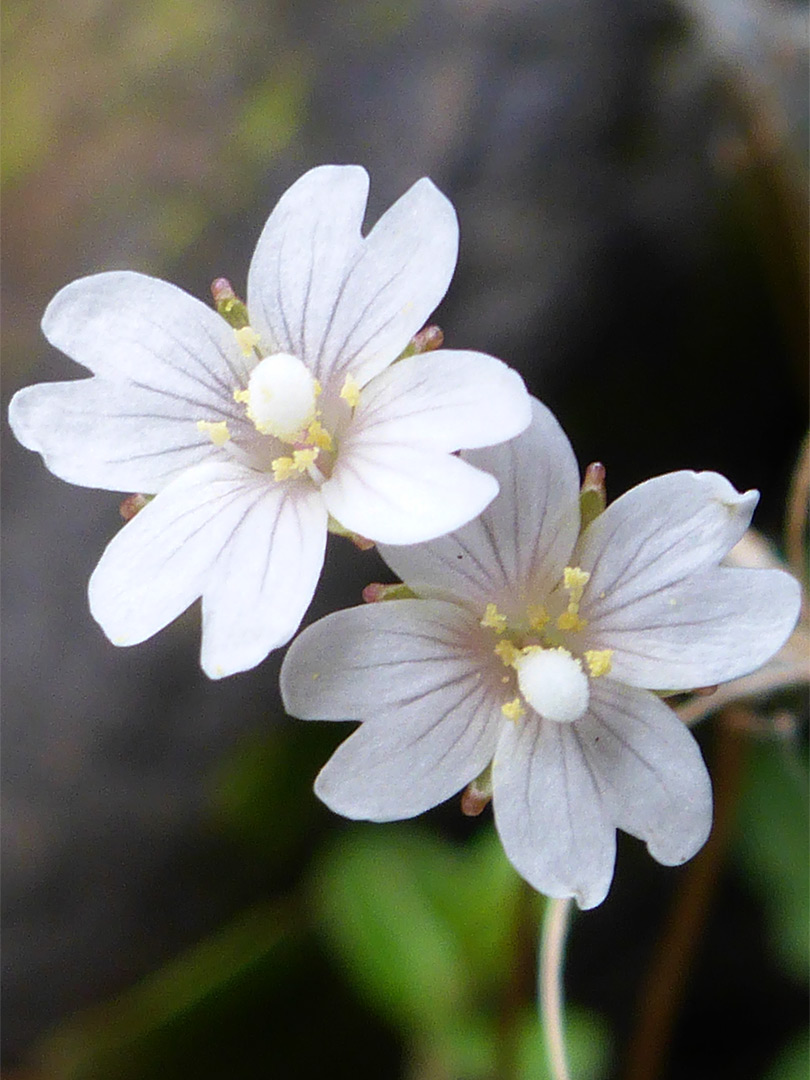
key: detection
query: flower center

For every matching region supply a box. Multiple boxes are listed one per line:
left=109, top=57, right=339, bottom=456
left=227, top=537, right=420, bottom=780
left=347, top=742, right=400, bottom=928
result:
left=241, top=353, right=319, bottom=441
left=513, top=646, right=590, bottom=724
left=480, top=592, right=614, bottom=725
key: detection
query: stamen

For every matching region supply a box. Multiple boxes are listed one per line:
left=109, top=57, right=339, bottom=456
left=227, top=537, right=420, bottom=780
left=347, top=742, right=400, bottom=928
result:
left=501, top=697, right=526, bottom=722
left=584, top=649, right=613, bottom=677
left=557, top=610, right=588, bottom=632
left=557, top=566, right=590, bottom=632
left=563, top=566, right=590, bottom=605
left=340, top=373, right=361, bottom=409
left=494, top=639, right=519, bottom=666
left=234, top=326, right=261, bottom=356
left=196, top=419, right=231, bottom=447
left=271, top=447, right=321, bottom=483
left=481, top=603, right=508, bottom=633
left=271, top=456, right=297, bottom=482
left=305, top=420, right=333, bottom=451
left=528, top=604, right=550, bottom=631
left=293, top=448, right=318, bottom=471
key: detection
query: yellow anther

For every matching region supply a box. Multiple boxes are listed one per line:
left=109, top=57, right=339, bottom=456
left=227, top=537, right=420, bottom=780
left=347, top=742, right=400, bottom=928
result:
left=557, top=566, right=590, bottom=632
left=233, top=388, right=250, bottom=404
left=557, top=611, right=589, bottom=633
left=234, top=326, right=261, bottom=356
left=271, top=456, right=297, bottom=482
left=563, top=566, right=590, bottom=605
left=480, top=603, right=508, bottom=634
left=584, top=649, right=613, bottom=677
left=196, top=419, right=231, bottom=447
left=292, top=448, right=318, bottom=471
left=501, top=697, right=526, bottom=722
left=306, top=420, right=333, bottom=451
left=527, top=604, right=550, bottom=631
left=340, top=373, right=361, bottom=409
left=494, top=639, right=520, bottom=667
left=272, top=447, right=320, bottom=482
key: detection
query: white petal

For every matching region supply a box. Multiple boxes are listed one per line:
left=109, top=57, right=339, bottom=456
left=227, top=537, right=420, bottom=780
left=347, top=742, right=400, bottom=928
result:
left=577, top=472, right=758, bottom=616
left=322, top=444, right=499, bottom=545
left=379, top=398, right=581, bottom=613
left=280, top=600, right=501, bottom=820
left=89, top=461, right=286, bottom=655
left=246, top=165, right=458, bottom=389
left=199, top=483, right=328, bottom=677
left=282, top=599, right=482, bottom=717
left=41, top=271, right=250, bottom=398
left=8, top=376, right=234, bottom=492
left=579, top=679, right=712, bottom=867
left=584, top=566, right=802, bottom=689
left=351, top=349, right=530, bottom=452
left=492, top=713, right=616, bottom=909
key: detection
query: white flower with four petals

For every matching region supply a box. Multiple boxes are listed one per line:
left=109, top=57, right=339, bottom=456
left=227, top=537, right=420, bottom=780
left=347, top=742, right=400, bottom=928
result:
left=10, top=166, right=531, bottom=677
left=281, top=399, right=801, bottom=907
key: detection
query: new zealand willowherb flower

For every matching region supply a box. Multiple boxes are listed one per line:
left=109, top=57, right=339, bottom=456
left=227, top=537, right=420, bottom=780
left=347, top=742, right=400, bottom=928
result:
left=10, top=165, right=531, bottom=678
left=281, top=399, right=801, bottom=908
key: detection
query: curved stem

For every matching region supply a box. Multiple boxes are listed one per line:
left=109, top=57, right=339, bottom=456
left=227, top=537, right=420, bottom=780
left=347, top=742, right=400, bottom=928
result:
left=539, top=896, right=574, bottom=1080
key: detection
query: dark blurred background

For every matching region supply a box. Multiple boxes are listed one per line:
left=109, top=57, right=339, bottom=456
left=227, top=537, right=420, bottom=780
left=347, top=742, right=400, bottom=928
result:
left=2, top=0, right=808, bottom=1077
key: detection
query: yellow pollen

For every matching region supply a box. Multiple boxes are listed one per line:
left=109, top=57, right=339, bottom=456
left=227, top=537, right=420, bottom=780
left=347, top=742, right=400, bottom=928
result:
left=340, top=373, right=361, bottom=409
left=563, top=566, right=590, bottom=605
left=585, top=649, right=613, bottom=677
left=314, top=380, right=323, bottom=397
left=480, top=603, right=508, bottom=634
left=293, top=448, right=318, bottom=470
left=196, top=419, right=231, bottom=447
left=272, top=456, right=296, bottom=482
left=494, top=639, right=520, bottom=667
left=272, top=448, right=321, bottom=482
left=557, top=611, right=589, bottom=632
left=501, top=697, right=526, bottom=722
left=557, top=565, right=590, bottom=632
left=234, top=326, right=261, bottom=356
left=306, top=420, right=333, bottom=451
left=527, top=604, right=550, bottom=631
left=233, top=388, right=250, bottom=404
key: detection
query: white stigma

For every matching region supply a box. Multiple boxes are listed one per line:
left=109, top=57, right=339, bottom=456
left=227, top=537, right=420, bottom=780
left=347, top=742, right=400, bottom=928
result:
left=514, top=647, right=590, bottom=724
left=246, top=353, right=317, bottom=440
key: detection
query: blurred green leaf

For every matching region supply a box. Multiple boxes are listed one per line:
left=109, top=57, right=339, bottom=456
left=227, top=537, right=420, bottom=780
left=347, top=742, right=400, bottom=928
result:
left=406, top=823, right=530, bottom=988
left=313, top=825, right=472, bottom=1036
left=231, top=58, right=312, bottom=164
left=735, top=740, right=809, bottom=982
left=763, top=1029, right=810, bottom=1080
left=428, top=1005, right=611, bottom=1080
left=312, top=822, right=609, bottom=1079
left=516, top=1005, right=612, bottom=1080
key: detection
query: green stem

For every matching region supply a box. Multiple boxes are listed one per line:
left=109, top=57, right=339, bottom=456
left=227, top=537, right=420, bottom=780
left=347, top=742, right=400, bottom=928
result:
left=539, top=896, right=574, bottom=1080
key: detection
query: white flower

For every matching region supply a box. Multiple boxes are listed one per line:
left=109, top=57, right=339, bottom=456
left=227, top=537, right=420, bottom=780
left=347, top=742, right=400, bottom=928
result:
left=9, top=165, right=531, bottom=678
left=280, top=399, right=801, bottom=908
